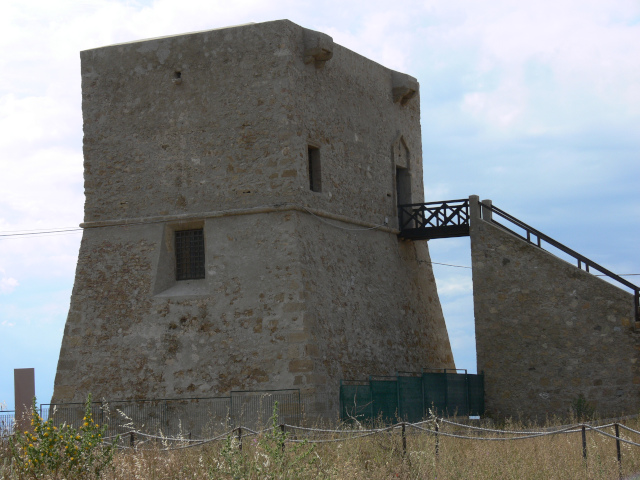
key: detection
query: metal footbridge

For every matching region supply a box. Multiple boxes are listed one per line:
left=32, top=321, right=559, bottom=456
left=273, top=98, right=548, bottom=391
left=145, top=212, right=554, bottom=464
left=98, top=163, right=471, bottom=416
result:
left=397, top=198, right=639, bottom=322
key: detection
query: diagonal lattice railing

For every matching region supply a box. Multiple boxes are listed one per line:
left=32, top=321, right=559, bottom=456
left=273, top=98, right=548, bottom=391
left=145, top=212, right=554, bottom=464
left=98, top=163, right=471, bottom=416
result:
left=398, top=199, right=470, bottom=240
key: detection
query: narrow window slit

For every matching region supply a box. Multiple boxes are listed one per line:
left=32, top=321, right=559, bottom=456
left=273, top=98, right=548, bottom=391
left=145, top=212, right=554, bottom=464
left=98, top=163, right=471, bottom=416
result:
left=308, top=145, right=321, bottom=192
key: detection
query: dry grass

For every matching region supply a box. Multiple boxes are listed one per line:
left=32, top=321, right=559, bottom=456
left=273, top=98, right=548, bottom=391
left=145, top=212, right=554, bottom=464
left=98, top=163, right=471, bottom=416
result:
left=3, top=416, right=640, bottom=479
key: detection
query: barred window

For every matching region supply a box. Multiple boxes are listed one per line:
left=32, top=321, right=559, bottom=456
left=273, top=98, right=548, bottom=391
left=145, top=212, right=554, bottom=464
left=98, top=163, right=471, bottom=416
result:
left=175, top=229, right=205, bottom=281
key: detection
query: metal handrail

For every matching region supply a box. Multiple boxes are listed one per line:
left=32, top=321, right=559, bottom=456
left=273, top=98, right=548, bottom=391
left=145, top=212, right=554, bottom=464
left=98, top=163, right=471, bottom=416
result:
left=480, top=201, right=640, bottom=322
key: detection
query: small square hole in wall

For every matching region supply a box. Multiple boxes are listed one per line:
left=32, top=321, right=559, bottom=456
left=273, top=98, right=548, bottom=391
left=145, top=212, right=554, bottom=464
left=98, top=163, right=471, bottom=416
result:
left=308, top=145, right=321, bottom=192
left=175, top=229, right=205, bottom=280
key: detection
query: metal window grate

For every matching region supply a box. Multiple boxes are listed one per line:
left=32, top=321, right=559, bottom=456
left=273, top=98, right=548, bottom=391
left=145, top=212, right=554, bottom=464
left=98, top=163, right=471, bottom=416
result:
left=175, top=229, right=205, bottom=281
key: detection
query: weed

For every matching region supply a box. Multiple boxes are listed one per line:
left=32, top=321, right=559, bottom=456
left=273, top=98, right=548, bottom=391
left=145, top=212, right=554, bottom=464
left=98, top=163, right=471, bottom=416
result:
left=214, top=401, right=320, bottom=479
left=572, top=394, right=596, bottom=421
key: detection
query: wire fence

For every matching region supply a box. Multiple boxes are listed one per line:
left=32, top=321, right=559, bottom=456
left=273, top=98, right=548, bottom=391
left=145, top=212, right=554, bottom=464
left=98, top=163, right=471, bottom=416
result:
left=35, top=389, right=328, bottom=438
left=91, top=414, right=640, bottom=473
left=0, top=411, right=14, bottom=437
left=5, top=403, right=640, bottom=473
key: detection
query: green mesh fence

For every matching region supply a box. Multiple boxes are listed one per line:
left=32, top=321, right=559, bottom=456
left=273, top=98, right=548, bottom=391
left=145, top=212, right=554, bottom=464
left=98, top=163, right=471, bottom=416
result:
left=370, top=378, right=398, bottom=422
left=398, top=374, right=423, bottom=421
left=340, top=382, right=373, bottom=423
left=341, top=371, right=484, bottom=423
left=446, top=373, right=469, bottom=416
left=423, top=372, right=447, bottom=416
left=467, top=373, right=485, bottom=416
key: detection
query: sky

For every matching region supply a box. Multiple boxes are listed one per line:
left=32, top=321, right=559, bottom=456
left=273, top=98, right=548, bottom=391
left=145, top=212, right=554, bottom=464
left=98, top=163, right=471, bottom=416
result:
left=1, top=0, right=639, bottom=410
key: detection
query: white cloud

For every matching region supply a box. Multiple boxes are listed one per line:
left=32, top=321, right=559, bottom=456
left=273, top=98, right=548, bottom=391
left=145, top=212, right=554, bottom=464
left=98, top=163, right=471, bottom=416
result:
left=0, top=276, right=18, bottom=295
left=417, top=0, right=640, bottom=135
left=434, top=276, right=473, bottom=296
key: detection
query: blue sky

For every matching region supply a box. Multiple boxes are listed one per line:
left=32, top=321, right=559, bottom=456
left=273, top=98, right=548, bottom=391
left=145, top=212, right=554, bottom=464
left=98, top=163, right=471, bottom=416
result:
left=1, top=0, right=639, bottom=409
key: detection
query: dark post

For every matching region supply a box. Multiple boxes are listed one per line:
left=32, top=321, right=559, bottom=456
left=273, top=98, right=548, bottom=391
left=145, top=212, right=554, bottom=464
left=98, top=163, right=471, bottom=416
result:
left=397, top=376, right=402, bottom=421
left=615, top=424, right=622, bottom=475
left=401, top=423, right=407, bottom=457
left=581, top=425, right=587, bottom=459
left=130, top=431, right=135, bottom=447
left=237, top=427, right=242, bottom=451
left=280, top=424, right=286, bottom=453
left=435, top=423, right=439, bottom=457
left=421, top=371, right=425, bottom=419
left=465, top=373, right=470, bottom=417
left=14, top=368, right=35, bottom=434
left=443, top=370, right=449, bottom=415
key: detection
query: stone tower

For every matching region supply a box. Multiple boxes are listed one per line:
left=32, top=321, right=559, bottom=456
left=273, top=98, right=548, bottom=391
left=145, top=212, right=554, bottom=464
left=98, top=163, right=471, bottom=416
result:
left=52, top=19, right=454, bottom=418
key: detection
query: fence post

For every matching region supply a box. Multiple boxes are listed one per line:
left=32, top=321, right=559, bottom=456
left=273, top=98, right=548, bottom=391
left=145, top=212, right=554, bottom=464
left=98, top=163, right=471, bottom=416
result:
left=615, top=423, right=622, bottom=477
left=401, top=423, right=406, bottom=457
left=237, top=427, right=242, bottom=451
left=421, top=371, right=426, bottom=418
left=280, top=424, right=286, bottom=453
left=397, top=375, right=402, bottom=421
left=435, top=422, right=439, bottom=457
left=581, top=425, right=587, bottom=459
left=130, top=431, right=135, bottom=448
left=465, top=373, right=470, bottom=416
left=443, top=370, right=449, bottom=416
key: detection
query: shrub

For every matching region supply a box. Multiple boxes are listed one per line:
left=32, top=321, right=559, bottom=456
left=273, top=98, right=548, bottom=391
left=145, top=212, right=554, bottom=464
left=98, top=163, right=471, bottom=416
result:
left=571, top=394, right=595, bottom=421
left=8, top=394, right=117, bottom=479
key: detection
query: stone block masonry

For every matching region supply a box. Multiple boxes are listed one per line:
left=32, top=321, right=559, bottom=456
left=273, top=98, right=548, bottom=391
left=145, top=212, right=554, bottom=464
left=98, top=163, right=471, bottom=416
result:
left=470, top=197, right=639, bottom=421
left=52, top=20, right=454, bottom=420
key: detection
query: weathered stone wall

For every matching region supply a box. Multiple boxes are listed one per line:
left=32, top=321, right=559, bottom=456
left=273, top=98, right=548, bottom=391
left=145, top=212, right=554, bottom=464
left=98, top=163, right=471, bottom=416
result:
left=55, top=212, right=307, bottom=401
left=296, top=214, right=453, bottom=413
left=53, top=20, right=454, bottom=418
left=470, top=200, right=639, bottom=421
left=79, top=20, right=422, bottom=227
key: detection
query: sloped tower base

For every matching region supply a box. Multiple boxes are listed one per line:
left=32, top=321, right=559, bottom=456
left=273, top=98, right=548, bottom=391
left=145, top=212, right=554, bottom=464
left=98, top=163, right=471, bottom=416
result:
left=52, top=20, right=454, bottom=420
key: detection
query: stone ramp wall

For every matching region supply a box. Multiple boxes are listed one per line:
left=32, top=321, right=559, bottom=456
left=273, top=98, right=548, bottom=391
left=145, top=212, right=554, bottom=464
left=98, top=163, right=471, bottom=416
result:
left=470, top=206, right=639, bottom=421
